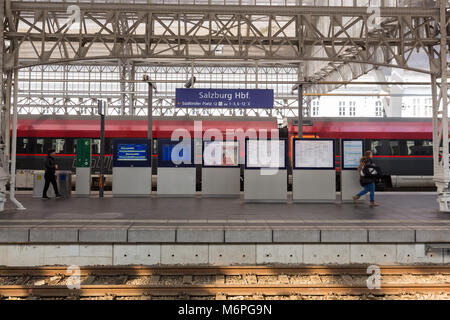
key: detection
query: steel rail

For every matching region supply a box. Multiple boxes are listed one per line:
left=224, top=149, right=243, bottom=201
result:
left=0, top=284, right=449, bottom=297
left=0, top=266, right=449, bottom=277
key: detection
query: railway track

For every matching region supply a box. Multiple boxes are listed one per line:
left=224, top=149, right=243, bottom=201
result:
left=0, top=266, right=449, bottom=299
left=0, top=265, right=449, bottom=276
left=1, top=284, right=449, bottom=298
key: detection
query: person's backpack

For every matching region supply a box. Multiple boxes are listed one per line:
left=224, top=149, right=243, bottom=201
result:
left=362, top=165, right=378, bottom=177
left=359, top=166, right=372, bottom=186
left=360, top=163, right=381, bottom=186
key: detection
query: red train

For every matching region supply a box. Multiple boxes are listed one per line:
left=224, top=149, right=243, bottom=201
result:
left=14, top=115, right=434, bottom=189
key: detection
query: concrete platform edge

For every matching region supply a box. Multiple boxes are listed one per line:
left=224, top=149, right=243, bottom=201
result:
left=0, top=227, right=449, bottom=244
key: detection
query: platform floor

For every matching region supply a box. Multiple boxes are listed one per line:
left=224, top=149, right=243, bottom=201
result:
left=0, top=191, right=449, bottom=248
left=0, top=191, right=449, bottom=228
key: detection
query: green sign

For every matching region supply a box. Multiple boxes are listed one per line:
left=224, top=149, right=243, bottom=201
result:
left=76, top=138, right=91, bottom=168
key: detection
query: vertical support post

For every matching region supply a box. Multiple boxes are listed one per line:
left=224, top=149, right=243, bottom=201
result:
left=148, top=83, right=153, bottom=142
left=440, top=2, right=449, bottom=184
left=191, top=61, right=195, bottom=88
left=255, top=60, right=259, bottom=89
left=10, top=66, right=25, bottom=210
left=434, top=0, right=450, bottom=211
left=99, top=100, right=105, bottom=198
left=431, top=75, right=439, bottom=172
left=120, top=61, right=125, bottom=116
left=130, top=62, right=135, bottom=115
left=0, top=0, right=8, bottom=211
left=439, top=0, right=448, bottom=177
left=298, top=84, right=303, bottom=138
left=4, top=72, right=11, bottom=163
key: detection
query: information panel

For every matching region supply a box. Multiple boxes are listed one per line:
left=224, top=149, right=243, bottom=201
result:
left=117, top=144, right=148, bottom=161
left=157, top=139, right=194, bottom=167
left=161, top=144, right=191, bottom=162
left=203, top=141, right=239, bottom=167
left=294, top=139, right=335, bottom=169
left=342, top=140, right=364, bottom=169
left=112, top=138, right=151, bottom=167
left=176, top=88, right=274, bottom=109
left=76, top=138, right=91, bottom=168
left=245, top=139, right=286, bottom=169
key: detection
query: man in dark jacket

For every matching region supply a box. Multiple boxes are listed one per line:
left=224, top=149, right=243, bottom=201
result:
left=42, top=149, right=62, bottom=199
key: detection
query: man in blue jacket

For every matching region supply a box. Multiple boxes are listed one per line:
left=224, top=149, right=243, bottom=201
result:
left=42, top=149, right=62, bottom=200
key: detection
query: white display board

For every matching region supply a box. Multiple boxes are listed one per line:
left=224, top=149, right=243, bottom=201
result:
left=246, top=140, right=286, bottom=168
left=294, top=139, right=334, bottom=169
left=342, top=140, right=363, bottom=169
left=203, top=141, right=239, bottom=167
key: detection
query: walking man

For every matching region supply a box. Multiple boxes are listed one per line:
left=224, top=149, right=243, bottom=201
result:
left=42, top=149, right=62, bottom=200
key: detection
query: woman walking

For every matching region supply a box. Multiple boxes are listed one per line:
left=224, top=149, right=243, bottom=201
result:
left=353, top=150, right=379, bottom=207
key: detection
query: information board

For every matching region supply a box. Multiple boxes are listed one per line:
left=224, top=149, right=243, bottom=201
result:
left=176, top=88, right=274, bottom=109
left=117, top=144, right=148, bottom=161
left=112, top=138, right=151, bottom=167
left=342, top=140, right=363, bottom=169
left=157, top=139, right=194, bottom=167
left=294, top=139, right=334, bottom=169
left=203, top=141, right=239, bottom=167
left=246, top=140, right=286, bottom=169
left=76, top=138, right=91, bottom=168
left=162, top=144, right=191, bottom=163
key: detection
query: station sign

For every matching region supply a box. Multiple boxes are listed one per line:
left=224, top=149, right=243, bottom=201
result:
left=175, top=88, right=274, bottom=108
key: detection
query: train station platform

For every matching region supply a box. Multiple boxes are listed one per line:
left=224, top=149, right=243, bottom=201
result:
left=0, top=192, right=449, bottom=267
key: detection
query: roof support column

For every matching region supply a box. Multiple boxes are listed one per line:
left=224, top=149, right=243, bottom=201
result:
left=433, top=0, right=450, bottom=212
left=0, top=0, right=8, bottom=211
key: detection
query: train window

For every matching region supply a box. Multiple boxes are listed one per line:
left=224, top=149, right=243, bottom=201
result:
left=35, top=138, right=45, bottom=154
left=408, top=140, right=433, bottom=155
left=92, top=139, right=101, bottom=154
left=54, top=139, right=66, bottom=154
left=17, top=138, right=30, bottom=154
left=389, top=140, right=408, bottom=155
left=370, top=140, right=392, bottom=155
left=371, top=139, right=433, bottom=156
left=389, top=140, right=400, bottom=155
left=65, top=138, right=74, bottom=154
left=370, top=140, right=380, bottom=155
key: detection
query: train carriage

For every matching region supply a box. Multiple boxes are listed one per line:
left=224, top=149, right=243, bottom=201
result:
left=14, top=115, right=435, bottom=190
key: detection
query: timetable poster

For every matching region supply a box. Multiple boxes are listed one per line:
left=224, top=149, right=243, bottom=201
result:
left=246, top=140, right=285, bottom=168
left=343, top=140, right=363, bottom=169
left=117, top=144, right=148, bottom=161
left=295, top=140, right=334, bottom=169
left=203, top=141, right=239, bottom=166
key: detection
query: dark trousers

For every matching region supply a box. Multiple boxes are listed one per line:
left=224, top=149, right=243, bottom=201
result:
left=43, top=174, right=59, bottom=197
